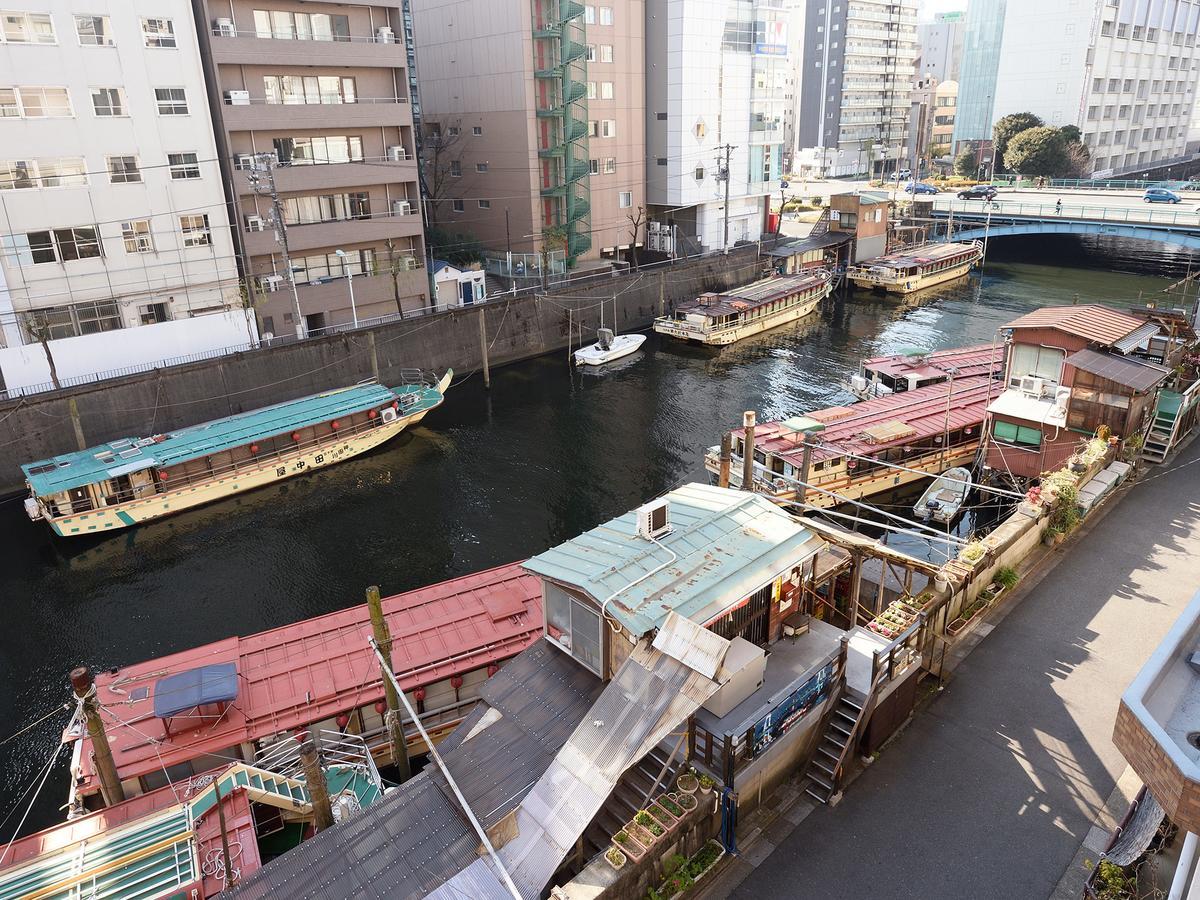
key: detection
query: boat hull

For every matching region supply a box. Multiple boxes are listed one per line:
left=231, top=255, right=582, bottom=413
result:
left=849, top=258, right=978, bottom=295
left=42, top=384, right=448, bottom=537
left=574, top=333, right=646, bottom=365
left=654, top=293, right=824, bottom=346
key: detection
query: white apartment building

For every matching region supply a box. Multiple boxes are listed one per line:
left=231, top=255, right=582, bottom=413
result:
left=991, top=0, right=1200, bottom=177
left=0, top=2, right=250, bottom=392
left=795, top=0, right=920, bottom=178
left=646, top=0, right=791, bottom=253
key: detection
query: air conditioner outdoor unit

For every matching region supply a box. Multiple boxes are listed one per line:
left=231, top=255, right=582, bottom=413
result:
left=214, top=18, right=235, bottom=37
left=224, top=90, right=250, bottom=106
left=1020, top=375, right=1045, bottom=397
left=635, top=499, right=671, bottom=540
left=387, top=145, right=407, bottom=161
left=376, top=26, right=394, bottom=43
left=1054, top=386, right=1071, bottom=409
left=260, top=275, right=283, bottom=292
left=245, top=215, right=265, bottom=231
left=392, top=200, right=412, bottom=216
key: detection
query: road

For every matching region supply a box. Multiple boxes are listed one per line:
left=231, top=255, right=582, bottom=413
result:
left=732, top=437, right=1200, bottom=900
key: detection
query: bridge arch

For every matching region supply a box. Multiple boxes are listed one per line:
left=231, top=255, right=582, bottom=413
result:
left=944, top=220, right=1200, bottom=250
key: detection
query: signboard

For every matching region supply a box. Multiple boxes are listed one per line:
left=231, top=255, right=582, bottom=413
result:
left=748, top=658, right=836, bottom=760
left=754, top=19, right=788, bottom=56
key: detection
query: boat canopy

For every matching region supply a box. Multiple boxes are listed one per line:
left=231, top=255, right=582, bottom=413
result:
left=153, top=663, right=239, bottom=719
left=22, top=382, right=403, bottom=497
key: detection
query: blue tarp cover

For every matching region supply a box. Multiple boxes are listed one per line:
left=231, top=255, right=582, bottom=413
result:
left=153, top=663, right=239, bottom=718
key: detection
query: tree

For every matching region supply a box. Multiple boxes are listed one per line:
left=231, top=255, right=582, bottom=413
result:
left=419, top=121, right=465, bottom=229
left=1058, top=124, right=1083, bottom=145
left=954, top=147, right=977, bottom=177
left=1065, top=141, right=1092, bottom=178
left=625, top=206, right=645, bottom=271
left=24, top=312, right=61, bottom=389
left=1003, top=126, right=1071, bottom=177
left=993, top=112, right=1044, bottom=173
left=382, top=238, right=407, bottom=319
left=427, top=227, right=484, bottom=268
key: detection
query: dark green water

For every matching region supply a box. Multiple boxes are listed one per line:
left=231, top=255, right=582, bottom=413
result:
left=0, top=235, right=1191, bottom=836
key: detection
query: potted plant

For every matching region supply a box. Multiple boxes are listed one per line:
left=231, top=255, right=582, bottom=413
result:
left=677, top=791, right=698, bottom=812
left=659, top=793, right=684, bottom=818
left=605, top=846, right=627, bottom=871
left=685, top=840, right=726, bottom=885
left=612, top=829, right=646, bottom=863
left=676, top=769, right=699, bottom=795
left=698, top=773, right=716, bottom=796
left=636, top=810, right=666, bottom=842
left=648, top=801, right=677, bottom=831
left=628, top=820, right=657, bottom=848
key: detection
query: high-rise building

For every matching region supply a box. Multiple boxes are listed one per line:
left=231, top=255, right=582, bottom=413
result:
left=918, top=11, right=965, bottom=84
left=951, top=0, right=1005, bottom=150
left=795, top=0, right=920, bottom=178
left=990, top=0, right=1200, bottom=177
left=408, top=0, right=645, bottom=274
left=646, top=1, right=790, bottom=253
left=195, top=0, right=428, bottom=337
left=0, top=2, right=248, bottom=372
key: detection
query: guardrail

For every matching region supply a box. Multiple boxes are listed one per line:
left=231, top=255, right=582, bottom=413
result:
left=932, top=198, right=1200, bottom=227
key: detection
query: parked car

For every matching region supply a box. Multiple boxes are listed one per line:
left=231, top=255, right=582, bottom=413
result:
left=896, top=169, right=912, bottom=181
left=905, top=182, right=940, bottom=195
left=957, top=185, right=999, bottom=201
left=1144, top=188, right=1182, bottom=203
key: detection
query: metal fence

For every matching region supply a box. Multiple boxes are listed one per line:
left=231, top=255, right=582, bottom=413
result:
left=932, top=197, right=1200, bottom=227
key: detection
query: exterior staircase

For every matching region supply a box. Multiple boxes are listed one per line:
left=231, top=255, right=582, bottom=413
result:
left=583, top=738, right=684, bottom=859
left=803, top=689, right=865, bottom=804
left=1142, top=389, right=1184, bottom=463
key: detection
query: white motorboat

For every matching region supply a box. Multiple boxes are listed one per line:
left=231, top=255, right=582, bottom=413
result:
left=574, top=328, right=646, bottom=366
left=914, top=466, right=972, bottom=523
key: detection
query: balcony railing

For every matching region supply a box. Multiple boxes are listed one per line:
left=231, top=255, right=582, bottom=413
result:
left=212, top=25, right=401, bottom=45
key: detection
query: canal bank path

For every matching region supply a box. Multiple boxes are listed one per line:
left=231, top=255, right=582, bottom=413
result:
left=727, top=434, right=1200, bottom=900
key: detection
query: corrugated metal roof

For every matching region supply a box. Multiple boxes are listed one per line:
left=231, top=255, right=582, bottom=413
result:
left=1004, top=305, right=1149, bottom=347
left=1112, top=321, right=1165, bottom=354
left=674, top=272, right=828, bottom=318
left=765, top=233, right=849, bottom=256
left=861, top=343, right=1002, bottom=381
left=522, top=483, right=824, bottom=637
left=1066, top=347, right=1171, bottom=393
left=76, top=563, right=543, bottom=798
left=651, top=610, right=732, bottom=680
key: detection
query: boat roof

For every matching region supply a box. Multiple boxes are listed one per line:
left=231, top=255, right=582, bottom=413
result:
left=765, top=233, right=850, bottom=257
left=74, top=562, right=543, bottom=796
left=22, top=381, right=420, bottom=496
left=862, top=343, right=1002, bottom=381
left=524, top=483, right=825, bottom=637
left=1004, top=304, right=1151, bottom=347
left=857, top=241, right=979, bottom=269
left=736, top=376, right=996, bottom=465
left=674, top=273, right=827, bottom=318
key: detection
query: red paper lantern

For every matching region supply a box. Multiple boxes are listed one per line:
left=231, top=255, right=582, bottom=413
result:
left=250, top=443, right=260, bottom=454
left=293, top=727, right=308, bottom=741
left=392, top=400, right=400, bottom=410
left=413, top=686, right=426, bottom=702
left=374, top=700, right=387, bottom=715
left=450, top=675, right=464, bottom=690
left=847, top=459, right=857, bottom=470
left=335, top=712, right=350, bottom=731
left=368, top=409, right=378, bottom=419
left=331, top=420, right=340, bottom=431
left=964, top=427, right=973, bottom=436
left=487, top=663, right=499, bottom=678
left=160, top=470, right=170, bottom=480
left=292, top=431, right=302, bottom=442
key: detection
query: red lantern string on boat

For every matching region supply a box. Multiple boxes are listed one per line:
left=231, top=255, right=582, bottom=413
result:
left=847, top=459, right=857, bottom=470
left=160, top=470, right=170, bottom=480
left=487, top=663, right=499, bottom=678
left=335, top=712, right=350, bottom=731
left=450, top=675, right=464, bottom=690
left=331, top=420, right=340, bottom=431
left=292, top=431, right=302, bottom=442
left=413, top=686, right=426, bottom=702
left=293, top=727, right=308, bottom=741
left=250, top=443, right=260, bottom=454
left=964, top=427, right=973, bottom=436
left=391, top=400, right=400, bottom=411
left=368, top=409, right=378, bottom=419
left=374, top=700, right=387, bottom=715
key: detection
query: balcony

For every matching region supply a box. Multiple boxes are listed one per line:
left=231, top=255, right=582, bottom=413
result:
left=209, top=33, right=407, bottom=68
left=243, top=210, right=423, bottom=257
left=259, top=270, right=430, bottom=323
left=233, top=159, right=417, bottom=195
left=220, top=99, right=411, bottom=131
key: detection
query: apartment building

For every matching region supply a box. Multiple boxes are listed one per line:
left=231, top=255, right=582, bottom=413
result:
left=917, top=10, right=964, bottom=83
left=951, top=0, right=1005, bottom=150
left=195, top=0, right=427, bottom=335
left=991, top=0, right=1200, bottom=177
left=795, top=0, right=920, bottom=178
left=409, top=0, right=644, bottom=272
left=0, top=2, right=249, bottom=387
left=646, top=0, right=789, bottom=253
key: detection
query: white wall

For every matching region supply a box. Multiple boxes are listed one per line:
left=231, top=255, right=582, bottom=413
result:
left=0, top=309, right=258, bottom=394
left=991, top=0, right=1091, bottom=129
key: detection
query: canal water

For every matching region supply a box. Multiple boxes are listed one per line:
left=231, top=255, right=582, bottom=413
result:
left=0, top=235, right=1191, bottom=835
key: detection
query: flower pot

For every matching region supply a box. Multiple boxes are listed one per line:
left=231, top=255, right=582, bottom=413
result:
left=659, top=793, right=684, bottom=819
left=605, top=847, right=627, bottom=871
left=677, top=792, right=698, bottom=812
left=613, top=830, right=646, bottom=863
left=635, top=811, right=667, bottom=842
left=676, top=773, right=699, bottom=795
left=648, top=802, right=677, bottom=831
left=628, top=821, right=657, bottom=848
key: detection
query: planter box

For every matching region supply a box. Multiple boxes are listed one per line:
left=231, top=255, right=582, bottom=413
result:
left=658, top=793, right=685, bottom=819
left=628, top=821, right=657, bottom=848
left=647, top=802, right=677, bottom=831
left=635, top=812, right=668, bottom=842
left=613, top=829, right=646, bottom=863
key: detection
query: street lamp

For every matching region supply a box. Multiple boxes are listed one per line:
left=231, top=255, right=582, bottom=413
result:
left=334, top=249, right=358, bottom=328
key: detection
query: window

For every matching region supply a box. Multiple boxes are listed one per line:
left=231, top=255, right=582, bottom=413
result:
left=588, top=119, right=599, bottom=137
left=447, top=125, right=460, bottom=136
left=290, top=248, right=375, bottom=281
left=585, top=44, right=595, bottom=61
left=0, top=157, right=85, bottom=189
left=601, top=119, right=615, bottom=137
left=475, top=162, right=488, bottom=173
left=155, top=88, right=187, bottom=115
left=1008, top=343, right=1065, bottom=386
left=253, top=10, right=350, bottom=41
left=991, top=420, right=1042, bottom=447
left=273, top=136, right=363, bottom=165
left=121, top=220, right=154, bottom=253
left=168, top=152, right=201, bottom=179
left=604, top=157, right=616, bottom=174
left=600, top=44, right=613, bottom=63
left=472, top=125, right=482, bottom=135
left=450, top=159, right=462, bottom=177
left=139, top=302, right=169, bottom=324
left=107, top=156, right=141, bottom=184
left=180, top=214, right=211, bottom=247
left=75, top=15, right=112, bottom=45
left=91, top=87, right=125, bottom=116
left=20, top=300, right=120, bottom=339
left=53, top=226, right=102, bottom=261
left=3, top=86, right=70, bottom=117
left=656, top=157, right=667, bottom=166
left=1, top=10, right=54, bottom=43
left=452, top=198, right=464, bottom=212
left=587, top=81, right=597, bottom=99
left=545, top=583, right=603, bottom=675
left=599, top=6, right=612, bottom=25
left=478, top=199, right=490, bottom=209
left=584, top=5, right=595, bottom=24
left=262, top=75, right=357, bottom=105
left=141, top=18, right=176, bottom=47
left=601, top=81, right=613, bottom=100
left=618, top=191, right=631, bottom=208
left=281, top=192, right=369, bottom=225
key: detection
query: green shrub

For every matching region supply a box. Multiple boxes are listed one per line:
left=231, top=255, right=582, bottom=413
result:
left=959, top=542, right=986, bottom=564
left=994, top=567, right=1019, bottom=590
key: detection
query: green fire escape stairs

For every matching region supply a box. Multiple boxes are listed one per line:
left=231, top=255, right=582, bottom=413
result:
left=532, top=0, right=592, bottom=265
left=1142, top=381, right=1200, bottom=463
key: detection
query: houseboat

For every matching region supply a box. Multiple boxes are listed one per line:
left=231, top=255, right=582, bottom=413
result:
left=67, top=562, right=542, bottom=815
left=22, top=372, right=451, bottom=536
left=705, top=376, right=997, bottom=508
left=848, top=240, right=982, bottom=295
left=849, top=343, right=1002, bottom=399
left=653, top=271, right=831, bottom=345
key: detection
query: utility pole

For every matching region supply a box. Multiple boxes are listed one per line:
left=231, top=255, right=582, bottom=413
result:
left=299, top=739, right=335, bottom=831
left=247, top=152, right=306, bottom=339
left=716, top=144, right=736, bottom=253
left=741, top=411, right=756, bottom=491
left=213, top=775, right=236, bottom=885
left=70, top=666, right=125, bottom=806
left=718, top=431, right=732, bottom=488
left=365, top=585, right=411, bottom=782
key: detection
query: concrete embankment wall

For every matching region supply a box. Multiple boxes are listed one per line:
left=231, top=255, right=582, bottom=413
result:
left=0, top=249, right=763, bottom=494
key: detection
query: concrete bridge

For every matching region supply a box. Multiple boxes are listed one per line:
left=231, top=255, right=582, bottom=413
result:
left=928, top=196, right=1200, bottom=249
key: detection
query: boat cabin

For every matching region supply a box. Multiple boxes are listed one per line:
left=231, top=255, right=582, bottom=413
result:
left=851, top=342, right=1001, bottom=398
left=829, top=191, right=890, bottom=262
left=654, top=272, right=829, bottom=343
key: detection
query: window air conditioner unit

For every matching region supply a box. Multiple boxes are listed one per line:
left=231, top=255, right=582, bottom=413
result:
left=224, top=90, right=250, bottom=106
left=392, top=200, right=412, bottom=216
left=214, top=18, right=235, bottom=37
left=376, top=26, right=395, bottom=43
left=635, top=498, right=672, bottom=540
left=245, top=215, right=266, bottom=231
left=1020, top=375, right=1045, bottom=397
left=260, top=275, right=283, bottom=292
left=387, top=145, right=407, bottom=161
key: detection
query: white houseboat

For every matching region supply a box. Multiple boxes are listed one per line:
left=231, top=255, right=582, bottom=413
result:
left=848, top=241, right=982, bottom=295
left=653, top=272, right=831, bottom=346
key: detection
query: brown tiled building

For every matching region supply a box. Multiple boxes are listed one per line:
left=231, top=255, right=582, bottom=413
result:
left=194, top=0, right=428, bottom=335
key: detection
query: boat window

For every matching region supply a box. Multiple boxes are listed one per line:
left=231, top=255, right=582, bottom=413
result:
left=812, top=460, right=825, bottom=472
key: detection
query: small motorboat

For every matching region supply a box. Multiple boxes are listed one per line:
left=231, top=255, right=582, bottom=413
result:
left=574, top=328, right=646, bottom=366
left=914, top=466, right=972, bottom=523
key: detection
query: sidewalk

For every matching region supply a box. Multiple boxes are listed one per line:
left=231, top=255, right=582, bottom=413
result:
left=710, top=436, right=1200, bottom=900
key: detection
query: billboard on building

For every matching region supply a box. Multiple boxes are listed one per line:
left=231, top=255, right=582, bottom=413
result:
left=754, top=19, right=787, bottom=56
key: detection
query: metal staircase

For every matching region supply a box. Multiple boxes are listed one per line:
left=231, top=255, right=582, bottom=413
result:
left=803, top=690, right=864, bottom=804
left=583, top=737, right=686, bottom=857
left=1142, top=387, right=1189, bottom=463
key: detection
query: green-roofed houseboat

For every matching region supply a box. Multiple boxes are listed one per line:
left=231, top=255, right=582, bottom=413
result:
left=22, top=371, right=451, bottom=536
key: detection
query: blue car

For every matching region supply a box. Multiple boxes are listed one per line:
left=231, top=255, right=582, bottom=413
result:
left=905, top=182, right=939, bottom=195
left=1144, top=188, right=1181, bottom=203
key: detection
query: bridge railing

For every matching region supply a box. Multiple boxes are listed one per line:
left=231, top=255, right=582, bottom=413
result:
left=989, top=178, right=1198, bottom=192
left=930, top=198, right=1200, bottom=227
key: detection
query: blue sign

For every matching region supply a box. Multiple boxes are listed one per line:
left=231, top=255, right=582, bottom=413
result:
left=749, top=659, right=835, bottom=760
